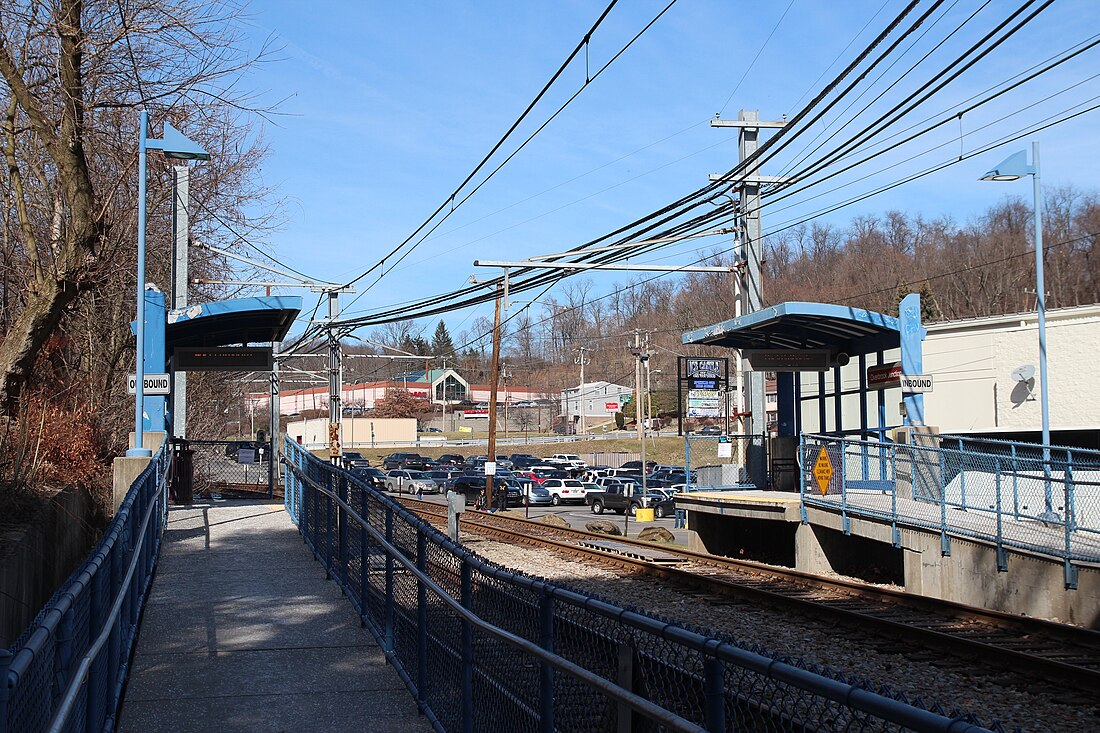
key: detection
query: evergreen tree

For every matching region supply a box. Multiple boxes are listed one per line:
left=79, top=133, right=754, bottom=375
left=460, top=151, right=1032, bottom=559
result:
left=431, top=321, right=456, bottom=357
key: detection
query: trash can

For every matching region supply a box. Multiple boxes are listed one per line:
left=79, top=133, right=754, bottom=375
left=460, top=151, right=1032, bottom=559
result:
left=171, top=440, right=194, bottom=505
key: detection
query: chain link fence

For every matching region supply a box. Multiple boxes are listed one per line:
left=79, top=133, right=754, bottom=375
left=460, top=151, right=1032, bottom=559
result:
left=685, top=435, right=767, bottom=489
left=188, top=438, right=275, bottom=497
left=801, top=432, right=1100, bottom=588
left=283, top=438, right=998, bottom=733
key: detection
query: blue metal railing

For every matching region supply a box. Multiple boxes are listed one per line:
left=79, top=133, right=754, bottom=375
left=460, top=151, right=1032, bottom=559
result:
left=284, top=438, right=996, bottom=733
left=1, top=443, right=170, bottom=733
left=800, top=432, right=1099, bottom=588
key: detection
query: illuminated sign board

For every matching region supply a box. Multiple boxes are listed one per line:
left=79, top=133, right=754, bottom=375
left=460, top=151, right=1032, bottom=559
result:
left=174, top=346, right=273, bottom=372
left=744, top=349, right=830, bottom=372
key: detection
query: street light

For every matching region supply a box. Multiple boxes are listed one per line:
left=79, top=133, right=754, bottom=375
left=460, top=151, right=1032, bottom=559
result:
left=979, top=141, right=1057, bottom=521
left=128, top=113, right=209, bottom=457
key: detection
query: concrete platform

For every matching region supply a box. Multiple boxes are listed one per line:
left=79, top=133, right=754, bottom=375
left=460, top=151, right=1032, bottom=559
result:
left=676, top=490, right=1100, bottom=626
left=117, top=500, right=431, bottom=733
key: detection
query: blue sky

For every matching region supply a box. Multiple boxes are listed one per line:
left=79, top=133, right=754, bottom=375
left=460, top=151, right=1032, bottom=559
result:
left=235, top=1, right=1100, bottom=339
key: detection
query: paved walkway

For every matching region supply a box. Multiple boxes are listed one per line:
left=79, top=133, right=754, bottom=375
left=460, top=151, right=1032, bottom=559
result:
left=118, top=500, right=430, bottom=733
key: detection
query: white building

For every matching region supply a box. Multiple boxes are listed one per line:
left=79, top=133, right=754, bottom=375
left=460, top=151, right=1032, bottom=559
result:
left=561, top=381, right=633, bottom=431
left=796, top=303, right=1100, bottom=443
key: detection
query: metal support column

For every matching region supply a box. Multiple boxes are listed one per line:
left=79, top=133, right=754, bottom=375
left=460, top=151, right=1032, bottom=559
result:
left=170, top=164, right=189, bottom=438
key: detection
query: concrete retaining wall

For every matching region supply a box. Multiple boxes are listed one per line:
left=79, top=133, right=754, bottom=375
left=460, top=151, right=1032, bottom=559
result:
left=0, top=485, right=100, bottom=647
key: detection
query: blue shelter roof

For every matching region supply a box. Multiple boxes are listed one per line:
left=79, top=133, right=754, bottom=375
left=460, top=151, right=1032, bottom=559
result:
left=681, top=301, right=901, bottom=355
left=165, top=296, right=302, bottom=351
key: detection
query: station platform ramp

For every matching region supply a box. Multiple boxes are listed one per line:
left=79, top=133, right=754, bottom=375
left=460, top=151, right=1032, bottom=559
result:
left=117, top=500, right=430, bottom=733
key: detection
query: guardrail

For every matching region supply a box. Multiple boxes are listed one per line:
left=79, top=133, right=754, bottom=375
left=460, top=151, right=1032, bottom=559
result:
left=283, top=438, right=995, bottom=733
left=800, top=432, right=1099, bottom=589
left=1, top=443, right=170, bottom=733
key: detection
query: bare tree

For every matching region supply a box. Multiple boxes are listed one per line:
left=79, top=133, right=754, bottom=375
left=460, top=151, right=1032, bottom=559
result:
left=0, top=0, right=276, bottom=414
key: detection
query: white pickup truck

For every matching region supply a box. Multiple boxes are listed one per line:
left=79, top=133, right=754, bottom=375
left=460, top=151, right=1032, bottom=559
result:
left=549, top=453, right=585, bottom=469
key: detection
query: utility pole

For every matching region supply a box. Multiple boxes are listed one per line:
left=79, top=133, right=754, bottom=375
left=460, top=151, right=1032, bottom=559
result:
left=327, top=290, right=343, bottom=464
left=485, top=285, right=503, bottom=509
left=574, top=347, right=590, bottom=435
left=710, top=110, right=788, bottom=438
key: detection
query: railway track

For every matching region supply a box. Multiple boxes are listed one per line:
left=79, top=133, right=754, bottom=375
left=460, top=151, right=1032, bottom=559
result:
left=402, top=498, right=1100, bottom=697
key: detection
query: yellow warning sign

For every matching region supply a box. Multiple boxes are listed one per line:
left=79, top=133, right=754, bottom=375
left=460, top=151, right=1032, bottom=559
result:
left=813, top=446, right=833, bottom=496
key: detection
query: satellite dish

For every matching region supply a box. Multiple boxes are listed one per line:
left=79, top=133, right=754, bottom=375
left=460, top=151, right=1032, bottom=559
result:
left=1011, top=365, right=1036, bottom=383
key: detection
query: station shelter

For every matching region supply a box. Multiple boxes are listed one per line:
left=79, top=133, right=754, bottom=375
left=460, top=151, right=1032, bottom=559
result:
left=134, top=286, right=301, bottom=496
left=681, top=293, right=927, bottom=488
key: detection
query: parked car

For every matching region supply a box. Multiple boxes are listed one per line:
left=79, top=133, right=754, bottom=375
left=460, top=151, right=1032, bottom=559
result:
left=523, top=485, right=554, bottom=506
left=426, top=469, right=463, bottom=486
left=529, top=467, right=569, bottom=484
left=649, top=469, right=696, bottom=488
left=540, top=478, right=590, bottom=505
left=384, top=470, right=438, bottom=494
left=350, top=466, right=387, bottom=489
left=383, top=452, right=431, bottom=470
left=422, top=426, right=443, bottom=433
left=508, top=453, right=540, bottom=469
left=436, top=453, right=465, bottom=467
left=619, top=460, right=657, bottom=473
left=697, top=425, right=723, bottom=436
left=587, top=484, right=675, bottom=518
left=341, top=451, right=370, bottom=470
left=224, top=440, right=268, bottom=462
left=449, top=475, right=523, bottom=507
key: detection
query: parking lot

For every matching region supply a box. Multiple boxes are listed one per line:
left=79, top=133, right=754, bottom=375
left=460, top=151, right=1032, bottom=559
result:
left=409, top=489, right=690, bottom=544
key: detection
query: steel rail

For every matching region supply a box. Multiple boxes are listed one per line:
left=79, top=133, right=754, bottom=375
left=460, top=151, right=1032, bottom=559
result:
left=419, top=502, right=1100, bottom=695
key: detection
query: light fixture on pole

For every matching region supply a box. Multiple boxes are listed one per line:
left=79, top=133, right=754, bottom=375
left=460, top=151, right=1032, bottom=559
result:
left=979, top=141, right=1057, bottom=521
left=128, top=113, right=209, bottom=457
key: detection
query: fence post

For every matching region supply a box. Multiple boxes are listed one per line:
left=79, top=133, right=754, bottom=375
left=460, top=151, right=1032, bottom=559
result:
left=798, top=434, right=808, bottom=524
left=700, top=656, right=724, bottom=732
left=338, top=475, right=349, bottom=589
left=889, top=442, right=900, bottom=547
left=616, top=642, right=636, bottom=733
left=324, top=477, right=334, bottom=580
left=538, top=592, right=555, bottom=733
left=840, top=438, right=850, bottom=536
left=1064, top=454, right=1078, bottom=590
left=384, top=506, right=395, bottom=655
left=460, top=560, right=474, bottom=733
left=1011, top=443, right=1020, bottom=518
left=938, top=449, right=951, bottom=556
left=995, top=466, right=1007, bottom=571
left=359, top=486, right=370, bottom=627
left=56, top=601, right=75, bottom=702
left=416, top=529, right=428, bottom=709
left=0, top=649, right=11, bottom=731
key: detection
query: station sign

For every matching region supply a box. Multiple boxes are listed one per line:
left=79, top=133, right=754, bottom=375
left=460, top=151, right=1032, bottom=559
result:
left=900, top=374, right=934, bottom=393
left=127, top=373, right=171, bottom=395
left=744, top=349, right=830, bottom=372
left=867, top=362, right=902, bottom=390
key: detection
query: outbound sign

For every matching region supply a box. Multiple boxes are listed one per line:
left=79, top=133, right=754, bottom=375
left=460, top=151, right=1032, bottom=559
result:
left=127, top=373, right=170, bottom=395
left=900, top=374, right=934, bottom=393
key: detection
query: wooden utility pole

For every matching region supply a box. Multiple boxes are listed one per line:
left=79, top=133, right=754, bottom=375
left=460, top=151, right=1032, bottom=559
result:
left=485, top=286, right=503, bottom=509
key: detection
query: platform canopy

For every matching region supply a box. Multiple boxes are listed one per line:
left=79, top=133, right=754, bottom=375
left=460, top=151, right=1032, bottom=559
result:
left=681, top=301, right=902, bottom=356
left=165, top=296, right=302, bottom=351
